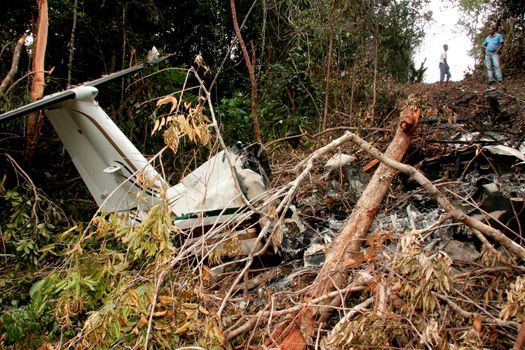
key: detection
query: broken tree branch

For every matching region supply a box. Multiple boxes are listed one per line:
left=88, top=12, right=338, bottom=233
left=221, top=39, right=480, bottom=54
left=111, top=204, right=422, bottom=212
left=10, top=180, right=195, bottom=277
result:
left=0, top=34, right=27, bottom=96
left=345, top=131, right=525, bottom=261
left=455, top=266, right=525, bottom=280
left=432, top=292, right=519, bottom=328
left=276, top=99, right=421, bottom=349
left=375, top=282, right=387, bottom=317
left=224, top=276, right=372, bottom=341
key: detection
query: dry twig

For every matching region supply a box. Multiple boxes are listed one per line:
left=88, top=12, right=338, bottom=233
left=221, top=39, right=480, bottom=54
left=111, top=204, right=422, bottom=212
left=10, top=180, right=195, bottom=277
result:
left=224, top=273, right=373, bottom=341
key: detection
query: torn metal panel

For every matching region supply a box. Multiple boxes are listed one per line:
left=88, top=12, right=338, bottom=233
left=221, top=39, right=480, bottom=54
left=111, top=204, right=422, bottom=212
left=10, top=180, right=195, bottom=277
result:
left=168, top=142, right=271, bottom=230
left=483, top=144, right=525, bottom=167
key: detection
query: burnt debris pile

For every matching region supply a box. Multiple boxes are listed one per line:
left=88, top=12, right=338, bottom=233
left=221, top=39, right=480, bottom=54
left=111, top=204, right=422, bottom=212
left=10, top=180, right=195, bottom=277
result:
left=209, top=76, right=525, bottom=349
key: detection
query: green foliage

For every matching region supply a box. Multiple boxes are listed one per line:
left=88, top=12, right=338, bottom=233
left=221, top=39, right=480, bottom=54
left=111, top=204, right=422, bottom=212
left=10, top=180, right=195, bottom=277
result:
left=228, top=40, right=325, bottom=142
left=457, top=0, right=522, bottom=18
left=217, top=88, right=313, bottom=144
left=0, top=275, right=55, bottom=344
left=0, top=185, right=66, bottom=268
left=378, top=0, right=430, bottom=82
left=0, top=168, right=226, bottom=348
left=252, top=0, right=431, bottom=131
left=217, top=92, right=253, bottom=143
left=458, top=0, right=493, bottom=12
left=1, top=0, right=432, bottom=151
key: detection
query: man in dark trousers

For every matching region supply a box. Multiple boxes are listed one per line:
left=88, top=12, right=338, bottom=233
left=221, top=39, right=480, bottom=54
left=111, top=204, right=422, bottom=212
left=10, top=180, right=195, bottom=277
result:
left=439, top=44, right=451, bottom=86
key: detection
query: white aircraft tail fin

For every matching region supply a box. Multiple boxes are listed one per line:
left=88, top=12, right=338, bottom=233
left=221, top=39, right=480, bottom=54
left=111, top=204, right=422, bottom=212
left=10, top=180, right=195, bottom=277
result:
left=44, top=86, right=165, bottom=214
left=0, top=57, right=272, bottom=231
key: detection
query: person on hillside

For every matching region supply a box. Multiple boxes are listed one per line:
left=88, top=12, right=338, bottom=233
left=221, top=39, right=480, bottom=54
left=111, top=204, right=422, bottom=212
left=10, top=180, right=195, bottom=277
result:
left=482, top=27, right=504, bottom=83
left=439, top=44, right=451, bottom=85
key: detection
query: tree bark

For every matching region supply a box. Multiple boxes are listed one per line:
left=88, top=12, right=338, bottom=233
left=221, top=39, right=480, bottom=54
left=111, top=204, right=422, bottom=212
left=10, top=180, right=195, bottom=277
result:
left=26, top=0, right=48, bottom=161
left=67, top=0, right=78, bottom=88
left=229, top=0, right=262, bottom=143
left=322, top=31, right=333, bottom=131
left=370, top=11, right=379, bottom=116
left=0, top=34, right=27, bottom=96
left=120, top=4, right=128, bottom=103
left=274, top=101, right=421, bottom=349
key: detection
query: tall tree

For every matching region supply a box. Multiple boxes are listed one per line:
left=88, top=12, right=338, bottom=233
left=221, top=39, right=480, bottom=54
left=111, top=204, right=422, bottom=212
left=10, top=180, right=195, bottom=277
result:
left=229, top=0, right=262, bottom=143
left=0, top=34, right=27, bottom=96
left=25, top=0, right=48, bottom=161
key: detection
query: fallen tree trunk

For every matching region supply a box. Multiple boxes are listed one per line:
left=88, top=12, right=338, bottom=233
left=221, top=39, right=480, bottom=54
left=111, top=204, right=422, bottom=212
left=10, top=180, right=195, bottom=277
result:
left=272, top=99, right=421, bottom=349
left=346, top=131, right=525, bottom=261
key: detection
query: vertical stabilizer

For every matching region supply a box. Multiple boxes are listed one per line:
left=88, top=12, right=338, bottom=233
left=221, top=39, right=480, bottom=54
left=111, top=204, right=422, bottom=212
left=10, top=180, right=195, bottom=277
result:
left=44, top=86, right=165, bottom=214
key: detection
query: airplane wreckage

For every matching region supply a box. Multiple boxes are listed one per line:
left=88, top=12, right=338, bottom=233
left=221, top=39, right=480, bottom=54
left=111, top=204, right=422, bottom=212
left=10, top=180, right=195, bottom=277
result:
left=2, top=54, right=525, bottom=349
left=0, top=57, right=272, bottom=239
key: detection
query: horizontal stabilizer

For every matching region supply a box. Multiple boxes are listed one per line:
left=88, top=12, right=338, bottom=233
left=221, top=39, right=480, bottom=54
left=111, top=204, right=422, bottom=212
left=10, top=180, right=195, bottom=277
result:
left=0, top=90, right=76, bottom=122
left=0, top=55, right=173, bottom=122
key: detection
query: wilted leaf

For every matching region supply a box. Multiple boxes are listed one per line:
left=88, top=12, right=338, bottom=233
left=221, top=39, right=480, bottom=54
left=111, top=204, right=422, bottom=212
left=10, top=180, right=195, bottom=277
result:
left=158, top=295, right=176, bottom=305
left=154, top=323, right=171, bottom=331
left=138, top=313, right=148, bottom=328
left=472, top=315, right=483, bottom=333
left=156, top=95, right=178, bottom=113
left=175, top=321, right=193, bottom=334
left=500, top=305, right=511, bottom=320
left=200, top=265, right=212, bottom=286
left=151, top=119, right=160, bottom=135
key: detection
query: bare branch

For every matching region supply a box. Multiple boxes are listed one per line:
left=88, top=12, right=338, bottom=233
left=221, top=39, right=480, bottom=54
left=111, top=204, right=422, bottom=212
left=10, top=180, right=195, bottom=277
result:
left=0, top=34, right=27, bottom=96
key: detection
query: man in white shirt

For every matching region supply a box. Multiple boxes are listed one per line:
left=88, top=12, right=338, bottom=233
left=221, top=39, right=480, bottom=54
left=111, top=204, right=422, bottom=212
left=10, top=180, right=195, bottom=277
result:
left=439, top=44, right=451, bottom=85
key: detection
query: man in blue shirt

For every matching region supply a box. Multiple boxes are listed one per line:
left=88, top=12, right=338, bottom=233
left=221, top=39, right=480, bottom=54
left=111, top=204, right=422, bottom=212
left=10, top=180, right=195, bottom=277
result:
left=482, top=27, right=504, bottom=83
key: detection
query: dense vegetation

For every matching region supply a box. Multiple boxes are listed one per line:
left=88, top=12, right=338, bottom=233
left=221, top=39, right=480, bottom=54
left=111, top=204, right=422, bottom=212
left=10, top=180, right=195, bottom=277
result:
left=0, top=0, right=523, bottom=348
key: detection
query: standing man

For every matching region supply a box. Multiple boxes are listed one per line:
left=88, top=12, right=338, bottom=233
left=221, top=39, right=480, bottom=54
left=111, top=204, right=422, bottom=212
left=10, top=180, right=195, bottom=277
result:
left=439, top=44, right=451, bottom=85
left=482, top=27, right=504, bottom=83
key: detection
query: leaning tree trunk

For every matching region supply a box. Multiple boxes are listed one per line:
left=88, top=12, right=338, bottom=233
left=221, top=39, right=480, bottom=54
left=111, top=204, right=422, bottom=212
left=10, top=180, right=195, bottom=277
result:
left=0, top=34, right=27, bottom=96
left=26, top=0, right=48, bottom=161
left=229, top=0, right=262, bottom=144
left=272, top=100, right=421, bottom=349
